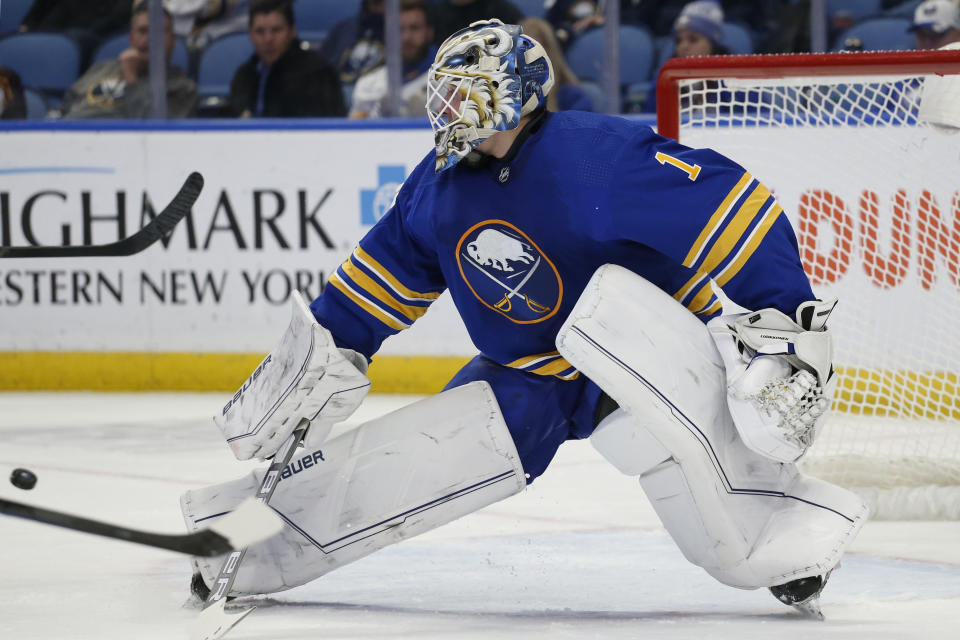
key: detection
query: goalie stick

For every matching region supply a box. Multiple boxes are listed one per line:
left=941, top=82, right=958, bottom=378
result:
left=0, top=494, right=281, bottom=556
left=0, top=171, right=204, bottom=258
left=192, top=419, right=311, bottom=640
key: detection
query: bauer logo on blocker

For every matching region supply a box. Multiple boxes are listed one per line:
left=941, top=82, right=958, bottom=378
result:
left=360, top=165, right=406, bottom=225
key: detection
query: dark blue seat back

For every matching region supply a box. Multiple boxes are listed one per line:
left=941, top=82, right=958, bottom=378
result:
left=833, top=17, right=914, bottom=51
left=0, top=33, right=80, bottom=93
left=294, top=0, right=362, bottom=40
left=196, top=32, right=253, bottom=97
left=0, top=0, right=33, bottom=36
left=567, top=26, right=654, bottom=85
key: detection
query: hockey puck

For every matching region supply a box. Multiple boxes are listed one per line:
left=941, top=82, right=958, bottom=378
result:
left=10, top=468, right=38, bottom=491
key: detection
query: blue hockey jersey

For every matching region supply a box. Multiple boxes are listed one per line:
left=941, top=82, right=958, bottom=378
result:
left=311, top=110, right=814, bottom=380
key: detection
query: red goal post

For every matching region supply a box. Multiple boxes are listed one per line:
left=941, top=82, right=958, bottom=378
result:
left=655, top=50, right=960, bottom=520
left=656, top=49, right=960, bottom=140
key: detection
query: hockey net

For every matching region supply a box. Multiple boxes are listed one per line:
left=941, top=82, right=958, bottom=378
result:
left=657, top=50, right=960, bottom=519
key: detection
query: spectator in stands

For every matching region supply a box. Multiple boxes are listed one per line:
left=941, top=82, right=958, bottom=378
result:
left=0, top=67, right=27, bottom=120
left=644, top=0, right=728, bottom=112
left=18, top=0, right=132, bottom=67
left=759, top=0, right=810, bottom=54
left=547, top=0, right=605, bottom=47
left=909, top=0, right=960, bottom=49
left=229, top=0, right=345, bottom=117
left=546, top=1, right=661, bottom=48
left=349, top=0, right=436, bottom=118
left=671, top=0, right=729, bottom=58
left=60, top=4, right=197, bottom=119
left=519, top=17, right=594, bottom=111
left=432, top=0, right=525, bottom=44
left=319, top=0, right=388, bottom=85
left=166, top=0, right=250, bottom=52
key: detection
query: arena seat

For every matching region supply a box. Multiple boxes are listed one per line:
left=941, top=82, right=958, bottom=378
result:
left=196, top=32, right=253, bottom=98
left=0, top=33, right=80, bottom=101
left=23, top=88, right=48, bottom=120
left=721, top=22, right=754, bottom=55
left=566, top=25, right=654, bottom=86
left=0, top=0, right=33, bottom=36
left=513, top=0, right=547, bottom=18
left=294, top=0, right=361, bottom=41
left=578, top=80, right=605, bottom=112
left=832, top=17, right=914, bottom=51
left=828, top=0, right=883, bottom=23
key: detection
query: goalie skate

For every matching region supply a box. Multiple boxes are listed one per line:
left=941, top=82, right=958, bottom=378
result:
left=769, top=573, right=828, bottom=620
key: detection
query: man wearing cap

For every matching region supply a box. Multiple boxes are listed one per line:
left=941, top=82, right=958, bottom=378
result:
left=910, top=0, right=960, bottom=50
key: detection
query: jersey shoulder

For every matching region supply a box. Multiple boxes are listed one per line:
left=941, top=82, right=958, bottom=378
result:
left=543, top=110, right=660, bottom=156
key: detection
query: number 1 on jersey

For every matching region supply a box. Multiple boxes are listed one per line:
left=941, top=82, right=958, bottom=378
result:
left=655, top=151, right=701, bottom=181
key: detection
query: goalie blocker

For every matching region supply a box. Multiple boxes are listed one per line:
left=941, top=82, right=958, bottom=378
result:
left=556, top=264, right=867, bottom=591
left=214, top=292, right=371, bottom=461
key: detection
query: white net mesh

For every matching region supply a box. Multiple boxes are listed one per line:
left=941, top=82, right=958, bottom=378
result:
left=671, top=58, right=960, bottom=519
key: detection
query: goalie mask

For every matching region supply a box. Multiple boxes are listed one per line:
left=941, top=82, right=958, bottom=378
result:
left=427, top=19, right=555, bottom=173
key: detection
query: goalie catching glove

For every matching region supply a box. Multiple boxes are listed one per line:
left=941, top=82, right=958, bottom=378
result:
left=708, top=298, right=838, bottom=463
left=215, top=292, right=371, bottom=461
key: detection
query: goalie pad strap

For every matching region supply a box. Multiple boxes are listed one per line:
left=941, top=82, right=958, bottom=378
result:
left=183, top=381, right=525, bottom=595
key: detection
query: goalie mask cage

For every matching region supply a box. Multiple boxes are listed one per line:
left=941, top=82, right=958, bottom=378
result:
left=657, top=50, right=960, bottom=519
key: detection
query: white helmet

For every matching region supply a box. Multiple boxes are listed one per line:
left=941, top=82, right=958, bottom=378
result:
left=426, top=19, right=555, bottom=173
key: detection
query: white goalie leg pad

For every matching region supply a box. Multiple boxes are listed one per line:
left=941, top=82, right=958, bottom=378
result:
left=557, top=264, right=868, bottom=589
left=182, top=381, right=525, bottom=595
left=216, top=291, right=371, bottom=461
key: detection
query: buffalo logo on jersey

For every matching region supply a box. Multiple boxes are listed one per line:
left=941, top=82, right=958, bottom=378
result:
left=456, top=220, right=562, bottom=323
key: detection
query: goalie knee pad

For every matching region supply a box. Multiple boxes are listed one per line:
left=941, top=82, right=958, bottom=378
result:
left=181, top=381, right=525, bottom=596
left=559, top=264, right=867, bottom=589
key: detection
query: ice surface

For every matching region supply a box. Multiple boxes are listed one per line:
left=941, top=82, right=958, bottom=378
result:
left=1, top=392, right=958, bottom=639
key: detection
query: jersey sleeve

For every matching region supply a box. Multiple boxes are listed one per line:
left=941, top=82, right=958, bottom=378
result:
left=609, top=131, right=814, bottom=317
left=309, top=158, right=447, bottom=358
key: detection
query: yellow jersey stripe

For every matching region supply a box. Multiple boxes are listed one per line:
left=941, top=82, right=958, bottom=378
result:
left=673, top=271, right=708, bottom=304
left=714, top=202, right=783, bottom=287
left=697, top=299, right=723, bottom=316
left=696, top=183, right=772, bottom=276
left=686, top=282, right=715, bottom=314
left=330, top=273, right=410, bottom=331
left=682, top=172, right=753, bottom=268
left=354, top=246, right=442, bottom=301
left=341, top=258, right=430, bottom=322
left=506, top=351, right=561, bottom=369
left=504, top=351, right=579, bottom=379
left=530, top=357, right=577, bottom=377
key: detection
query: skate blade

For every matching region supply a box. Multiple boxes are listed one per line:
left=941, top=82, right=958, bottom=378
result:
left=191, top=598, right=256, bottom=640
left=793, top=598, right=825, bottom=621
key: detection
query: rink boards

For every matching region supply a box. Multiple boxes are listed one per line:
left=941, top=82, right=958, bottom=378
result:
left=0, top=121, right=476, bottom=391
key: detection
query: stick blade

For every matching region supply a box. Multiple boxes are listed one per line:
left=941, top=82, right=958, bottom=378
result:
left=0, top=171, right=204, bottom=258
left=207, top=498, right=283, bottom=550
left=191, top=600, right=255, bottom=640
